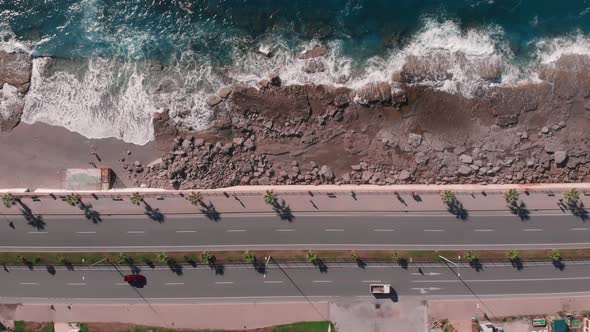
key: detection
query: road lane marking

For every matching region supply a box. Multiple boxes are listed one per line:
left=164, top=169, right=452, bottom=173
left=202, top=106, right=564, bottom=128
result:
left=226, top=230, right=246, bottom=232
left=571, top=228, right=589, bottom=231
left=215, top=281, right=235, bottom=285
left=411, top=272, right=441, bottom=276
left=413, top=276, right=590, bottom=283
left=165, top=282, right=185, bottom=286
left=76, top=231, right=96, bottom=234
left=19, top=282, right=39, bottom=285
left=264, top=281, right=284, bottom=284
left=175, top=230, right=197, bottom=233
left=362, top=280, right=382, bottom=283
left=373, top=229, right=394, bottom=232
left=424, top=229, right=444, bottom=232
left=474, top=229, right=494, bottom=232
left=523, top=228, right=543, bottom=232
left=325, top=229, right=344, bottom=232
left=67, top=283, right=86, bottom=286
left=275, top=229, right=296, bottom=232
left=312, top=280, right=333, bottom=283
left=115, top=283, right=128, bottom=286
left=27, top=231, right=48, bottom=234
left=127, top=231, right=145, bottom=234
left=411, top=287, right=441, bottom=294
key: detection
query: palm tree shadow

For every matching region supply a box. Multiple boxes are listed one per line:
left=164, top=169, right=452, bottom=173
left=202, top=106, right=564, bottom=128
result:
left=313, top=259, right=328, bottom=273
left=447, top=201, right=468, bottom=220
left=568, top=201, right=588, bottom=221
left=553, top=260, right=565, bottom=271
left=79, top=202, right=102, bottom=224
left=510, top=259, right=524, bottom=271
left=208, top=262, right=224, bottom=275
left=143, top=202, right=165, bottom=223
left=469, top=259, right=484, bottom=272
left=509, top=201, right=530, bottom=221
left=272, top=200, right=294, bottom=222
left=19, top=202, right=46, bottom=230
left=199, top=201, right=221, bottom=221
left=166, top=259, right=183, bottom=275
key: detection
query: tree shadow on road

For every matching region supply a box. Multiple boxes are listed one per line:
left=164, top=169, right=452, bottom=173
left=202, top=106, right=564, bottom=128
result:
left=553, top=259, right=565, bottom=271
left=509, top=201, right=530, bottom=221
left=510, top=259, right=524, bottom=271
left=208, top=262, right=224, bottom=275
left=79, top=202, right=102, bottom=224
left=144, top=202, right=165, bottom=223
left=166, top=258, right=183, bottom=275
left=272, top=200, right=294, bottom=222
left=469, top=259, right=484, bottom=272
left=568, top=201, right=589, bottom=222
left=46, top=265, right=56, bottom=275
left=447, top=201, right=468, bottom=220
left=355, top=258, right=367, bottom=269
left=19, top=202, right=46, bottom=230
left=312, top=259, right=328, bottom=273
left=199, top=201, right=221, bottom=222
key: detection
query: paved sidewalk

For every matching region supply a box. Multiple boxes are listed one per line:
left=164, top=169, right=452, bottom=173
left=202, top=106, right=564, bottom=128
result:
left=1, top=302, right=329, bottom=330
left=1, top=184, right=588, bottom=216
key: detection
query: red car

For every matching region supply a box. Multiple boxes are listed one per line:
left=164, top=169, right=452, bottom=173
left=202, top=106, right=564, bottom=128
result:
left=124, top=274, right=146, bottom=287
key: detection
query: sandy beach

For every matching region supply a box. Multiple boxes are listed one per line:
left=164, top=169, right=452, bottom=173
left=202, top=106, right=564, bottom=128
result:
left=0, top=122, right=160, bottom=189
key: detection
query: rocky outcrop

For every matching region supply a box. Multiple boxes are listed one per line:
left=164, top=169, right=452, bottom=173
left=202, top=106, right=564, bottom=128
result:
left=0, top=51, right=32, bottom=134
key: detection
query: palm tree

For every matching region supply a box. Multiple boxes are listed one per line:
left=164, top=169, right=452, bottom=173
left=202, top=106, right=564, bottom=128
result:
left=563, top=188, right=580, bottom=205
left=56, top=255, right=67, bottom=265
left=306, top=250, right=318, bottom=263
left=130, top=192, right=144, bottom=206
left=440, top=190, right=456, bottom=206
left=200, top=251, right=215, bottom=264
left=243, top=251, right=256, bottom=264
left=504, top=189, right=519, bottom=205
left=187, top=191, right=203, bottom=206
left=157, top=252, right=170, bottom=264
left=464, top=251, right=478, bottom=263
left=16, top=255, right=26, bottom=264
left=183, top=255, right=195, bottom=264
left=66, top=193, right=80, bottom=206
left=548, top=249, right=562, bottom=262
left=351, top=252, right=359, bottom=261
left=264, top=190, right=277, bottom=205
left=2, top=193, right=16, bottom=208
left=506, top=250, right=520, bottom=262
left=117, top=253, right=133, bottom=265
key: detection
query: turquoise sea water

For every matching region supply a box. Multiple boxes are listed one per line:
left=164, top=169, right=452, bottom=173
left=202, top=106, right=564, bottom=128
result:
left=1, top=0, right=590, bottom=144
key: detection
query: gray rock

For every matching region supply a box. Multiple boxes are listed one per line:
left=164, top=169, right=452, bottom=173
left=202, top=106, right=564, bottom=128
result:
left=216, top=86, right=232, bottom=99
left=351, top=164, right=362, bottom=172
left=415, top=152, right=429, bottom=164
left=258, top=79, right=270, bottom=88
left=134, top=161, right=142, bottom=167
left=558, top=120, right=566, bottom=128
left=241, top=164, right=253, bottom=174
left=541, top=126, right=550, bottom=134
left=408, top=133, right=423, bottom=147
left=554, top=150, right=568, bottom=167
left=147, top=158, right=163, bottom=168
left=361, top=171, right=374, bottom=182
left=459, top=154, right=473, bottom=164
left=496, top=114, right=519, bottom=127
left=319, top=165, right=335, bottom=181
left=233, top=137, right=245, bottom=146
left=302, top=59, right=325, bottom=73
left=298, top=45, right=328, bottom=59
left=0, top=51, right=32, bottom=94
left=206, top=95, right=222, bottom=107
left=194, top=138, right=205, bottom=147
left=0, top=83, right=24, bottom=133
left=398, top=170, right=411, bottom=181
left=457, top=165, right=473, bottom=176
left=334, top=94, right=350, bottom=108
left=244, top=138, right=256, bottom=150
left=181, top=139, right=192, bottom=151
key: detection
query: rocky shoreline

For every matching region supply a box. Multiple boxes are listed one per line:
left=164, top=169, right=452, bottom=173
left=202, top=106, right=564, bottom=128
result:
left=2, top=50, right=590, bottom=190
left=138, top=52, right=590, bottom=189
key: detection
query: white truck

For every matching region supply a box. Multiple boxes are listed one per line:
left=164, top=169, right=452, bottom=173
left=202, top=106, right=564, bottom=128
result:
left=370, top=284, right=391, bottom=294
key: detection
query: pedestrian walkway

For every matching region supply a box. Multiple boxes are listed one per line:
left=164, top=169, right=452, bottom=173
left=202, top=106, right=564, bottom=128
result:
left=1, top=184, right=588, bottom=216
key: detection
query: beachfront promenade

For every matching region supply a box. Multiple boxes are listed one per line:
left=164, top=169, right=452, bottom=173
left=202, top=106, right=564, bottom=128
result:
left=0, top=184, right=588, bottom=251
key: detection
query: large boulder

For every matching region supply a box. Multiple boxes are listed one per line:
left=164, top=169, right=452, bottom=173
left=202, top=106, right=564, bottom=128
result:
left=554, top=151, right=568, bottom=167
left=0, top=51, right=32, bottom=94
left=319, top=165, right=335, bottom=181
left=298, top=45, right=328, bottom=59
left=0, top=84, right=25, bottom=133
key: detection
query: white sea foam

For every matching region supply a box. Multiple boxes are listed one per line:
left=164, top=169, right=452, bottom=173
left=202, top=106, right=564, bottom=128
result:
left=535, top=33, right=590, bottom=64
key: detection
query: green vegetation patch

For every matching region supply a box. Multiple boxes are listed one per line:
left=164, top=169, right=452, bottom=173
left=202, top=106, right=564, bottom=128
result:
left=271, top=321, right=331, bottom=332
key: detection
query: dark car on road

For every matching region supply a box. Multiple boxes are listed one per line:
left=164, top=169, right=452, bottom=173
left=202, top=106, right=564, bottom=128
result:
left=124, top=274, right=146, bottom=287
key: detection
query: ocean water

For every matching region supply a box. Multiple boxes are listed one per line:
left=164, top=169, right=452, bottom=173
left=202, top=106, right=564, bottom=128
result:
left=1, top=0, right=590, bottom=144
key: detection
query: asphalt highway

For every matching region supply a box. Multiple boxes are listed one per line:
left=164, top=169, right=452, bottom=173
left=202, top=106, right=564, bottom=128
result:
left=3, top=261, right=590, bottom=303
left=0, top=212, right=588, bottom=251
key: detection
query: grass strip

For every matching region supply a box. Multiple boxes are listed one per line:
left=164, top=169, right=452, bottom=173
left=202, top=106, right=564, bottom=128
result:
left=0, top=249, right=586, bottom=267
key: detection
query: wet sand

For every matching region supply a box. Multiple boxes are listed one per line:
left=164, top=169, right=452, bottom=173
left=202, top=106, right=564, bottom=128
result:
left=0, top=122, right=160, bottom=189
